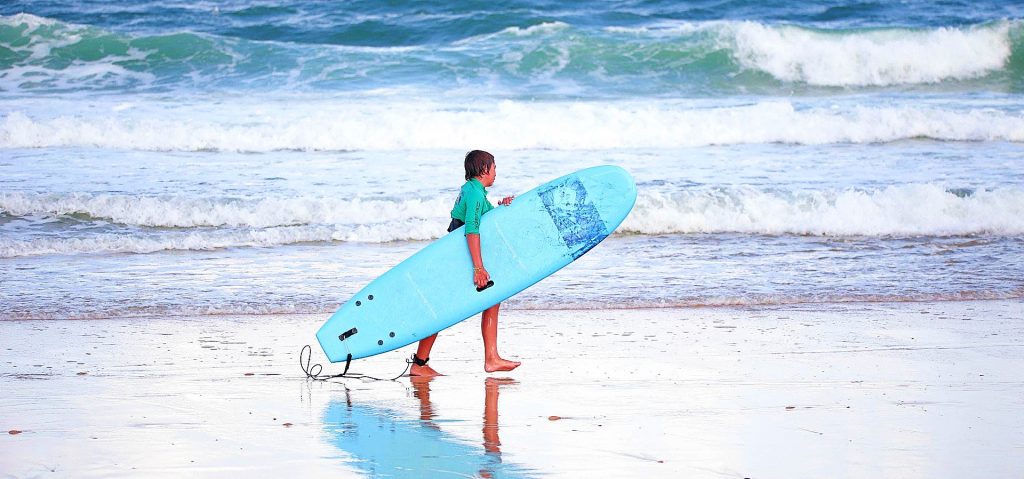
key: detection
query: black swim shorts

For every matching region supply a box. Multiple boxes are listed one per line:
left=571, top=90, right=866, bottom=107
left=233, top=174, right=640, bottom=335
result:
left=447, top=218, right=465, bottom=233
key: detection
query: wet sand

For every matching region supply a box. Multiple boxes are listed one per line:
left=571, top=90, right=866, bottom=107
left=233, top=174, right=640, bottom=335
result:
left=2, top=300, right=1023, bottom=478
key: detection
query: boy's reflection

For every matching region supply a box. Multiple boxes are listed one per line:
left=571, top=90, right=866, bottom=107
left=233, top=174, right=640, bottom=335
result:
left=324, top=377, right=532, bottom=478
left=482, top=377, right=515, bottom=455
left=411, top=376, right=516, bottom=455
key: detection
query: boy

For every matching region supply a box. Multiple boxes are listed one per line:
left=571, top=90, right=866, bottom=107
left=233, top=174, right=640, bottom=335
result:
left=410, top=150, right=520, bottom=376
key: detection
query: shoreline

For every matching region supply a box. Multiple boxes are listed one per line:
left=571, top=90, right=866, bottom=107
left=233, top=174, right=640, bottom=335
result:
left=4, top=295, right=1023, bottom=321
left=2, top=299, right=1023, bottom=478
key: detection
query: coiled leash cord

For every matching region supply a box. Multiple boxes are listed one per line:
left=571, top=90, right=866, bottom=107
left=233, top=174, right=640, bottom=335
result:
left=300, top=345, right=411, bottom=382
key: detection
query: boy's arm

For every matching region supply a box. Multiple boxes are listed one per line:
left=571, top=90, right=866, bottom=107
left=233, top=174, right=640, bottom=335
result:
left=467, top=234, right=489, bottom=288
left=464, top=195, right=490, bottom=288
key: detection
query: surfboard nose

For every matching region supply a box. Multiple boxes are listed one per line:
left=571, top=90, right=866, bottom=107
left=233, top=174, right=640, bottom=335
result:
left=579, top=165, right=637, bottom=229
left=586, top=165, right=635, bottom=191
left=606, top=165, right=637, bottom=201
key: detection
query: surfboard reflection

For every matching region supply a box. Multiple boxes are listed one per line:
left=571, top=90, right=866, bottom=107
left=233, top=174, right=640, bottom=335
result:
left=322, top=377, right=535, bottom=478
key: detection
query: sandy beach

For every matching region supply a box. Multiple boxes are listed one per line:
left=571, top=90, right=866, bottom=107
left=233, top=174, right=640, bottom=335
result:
left=2, top=300, right=1022, bottom=478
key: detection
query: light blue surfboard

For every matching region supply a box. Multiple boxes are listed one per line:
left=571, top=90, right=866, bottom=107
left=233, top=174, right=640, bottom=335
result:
left=316, top=165, right=636, bottom=363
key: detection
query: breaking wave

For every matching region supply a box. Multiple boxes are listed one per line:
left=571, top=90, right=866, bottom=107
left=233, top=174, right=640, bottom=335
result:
left=3, top=184, right=1022, bottom=256
left=4, top=99, right=1024, bottom=152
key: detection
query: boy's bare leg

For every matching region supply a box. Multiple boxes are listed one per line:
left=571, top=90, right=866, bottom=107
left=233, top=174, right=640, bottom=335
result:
left=481, top=303, right=520, bottom=372
left=410, top=333, right=442, bottom=376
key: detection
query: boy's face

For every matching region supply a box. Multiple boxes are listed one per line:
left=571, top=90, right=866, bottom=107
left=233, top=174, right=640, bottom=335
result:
left=481, top=163, right=497, bottom=187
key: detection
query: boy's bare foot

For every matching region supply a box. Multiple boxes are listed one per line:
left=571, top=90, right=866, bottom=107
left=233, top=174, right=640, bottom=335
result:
left=410, top=364, right=442, bottom=377
left=484, top=357, right=521, bottom=373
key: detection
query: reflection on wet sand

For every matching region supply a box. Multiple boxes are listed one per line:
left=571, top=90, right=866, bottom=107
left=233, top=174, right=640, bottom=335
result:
left=323, top=377, right=533, bottom=478
left=482, top=377, right=516, bottom=456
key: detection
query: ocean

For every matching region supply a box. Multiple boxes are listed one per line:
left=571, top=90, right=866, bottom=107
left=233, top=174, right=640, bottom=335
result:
left=1, top=0, right=1023, bottom=320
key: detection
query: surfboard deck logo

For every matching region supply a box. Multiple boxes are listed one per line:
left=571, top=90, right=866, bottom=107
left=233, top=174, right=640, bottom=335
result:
left=316, top=165, right=636, bottom=362
left=538, top=176, right=607, bottom=259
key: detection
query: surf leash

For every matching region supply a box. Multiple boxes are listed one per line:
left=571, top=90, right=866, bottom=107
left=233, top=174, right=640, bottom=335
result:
left=300, top=345, right=411, bottom=382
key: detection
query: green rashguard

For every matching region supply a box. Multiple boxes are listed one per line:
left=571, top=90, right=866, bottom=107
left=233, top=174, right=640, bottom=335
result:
left=450, top=178, right=494, bottom=235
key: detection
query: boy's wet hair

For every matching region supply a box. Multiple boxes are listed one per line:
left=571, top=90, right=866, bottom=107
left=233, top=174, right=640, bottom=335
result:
left=464, top=150, right=495, bottom=181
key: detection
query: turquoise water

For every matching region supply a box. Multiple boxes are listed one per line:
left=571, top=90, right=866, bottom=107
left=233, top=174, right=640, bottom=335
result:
left=1, top=1, right=1023, bottom=319
left=3, top=4, right=1024, bottom=96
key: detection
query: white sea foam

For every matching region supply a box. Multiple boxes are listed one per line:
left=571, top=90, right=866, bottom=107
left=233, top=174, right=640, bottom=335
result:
left=0, top=221, right=444, bottom=257
left=0, top=192, right=452, bottom=228
left=728, top=21, right=1015, bottom=86
left=1, top=13, right=86, bottom=61
left=0, top=62, right=158, bottom=92
left=603, top=20, right=1020, bottom=86
left=457, top=21, right=571, bottom=44
left=3, top=99, right=1023, bottom=152
left=0, top=13, right=60, bottom=31
left=2, top=185, right=1022, bottom=257
left=623, top=184, right=1024, bottom=236
left=0, top=13, right=160, bottom=91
